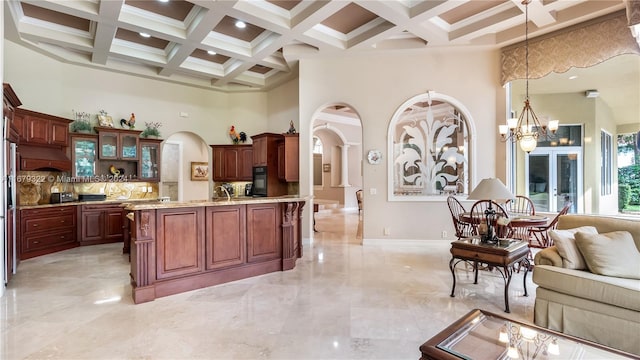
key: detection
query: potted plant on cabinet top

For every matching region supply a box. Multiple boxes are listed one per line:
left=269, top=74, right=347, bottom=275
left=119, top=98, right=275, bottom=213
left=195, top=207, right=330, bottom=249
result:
left=71, top=110, right=93, bottom=133
left=141, top=121, right=162, bottom=139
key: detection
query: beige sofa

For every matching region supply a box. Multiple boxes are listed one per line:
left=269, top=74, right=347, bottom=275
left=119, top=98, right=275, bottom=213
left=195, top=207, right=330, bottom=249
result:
left=533, top=214, right=640, bottom=355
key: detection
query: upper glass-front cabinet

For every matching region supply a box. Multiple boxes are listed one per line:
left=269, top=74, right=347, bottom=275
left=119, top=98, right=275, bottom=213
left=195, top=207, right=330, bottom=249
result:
left=99, top=131, right=118, bottom=159
left=388, top=91, right=475, bottom=201
left=95, top=127, right=142, bottom=160
left=71, top=134, right=97, bottom=177
left=121, top=133, right=138, bottom=159
left=139, top=139, right=161, bottom=181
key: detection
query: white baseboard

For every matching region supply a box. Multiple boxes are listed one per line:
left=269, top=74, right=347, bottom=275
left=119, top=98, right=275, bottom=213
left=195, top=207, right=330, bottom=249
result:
left=362, top=238, right=451, bottom=247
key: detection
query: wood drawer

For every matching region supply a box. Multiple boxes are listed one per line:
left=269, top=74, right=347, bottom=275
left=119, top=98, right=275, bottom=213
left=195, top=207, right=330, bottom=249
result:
left=81, top=204, right=122, bottom=211
left=23, top=229, right=76, bottom=252
left=23, top=213, right=75, bottom=234
left=451, top=248, right=506, bottom=265
left=21, top=206, right=75, bottom=218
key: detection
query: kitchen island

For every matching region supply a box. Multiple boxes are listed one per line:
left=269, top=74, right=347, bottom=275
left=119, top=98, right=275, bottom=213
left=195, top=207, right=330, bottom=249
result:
left=124, top=196, right=306, bottom=304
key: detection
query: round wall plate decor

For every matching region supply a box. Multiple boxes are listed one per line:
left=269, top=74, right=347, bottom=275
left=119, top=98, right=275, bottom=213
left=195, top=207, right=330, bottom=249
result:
left=367, top=150, right=382, bottom=164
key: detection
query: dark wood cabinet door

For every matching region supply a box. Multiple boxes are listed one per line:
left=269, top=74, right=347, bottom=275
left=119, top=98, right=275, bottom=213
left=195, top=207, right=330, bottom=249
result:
left=246, top=203, right=281, bottom=263
left=81, top=210, right=104, bottom=244
left=105, top=208, right=124, bottom=242
left=223, top=148, right=239, bottom=179
left=11, top=112, right=26, bottom=142
left=205, top=205, right=246, bottom=270
left=252, top=137, right=268, bottom=166
left=50, top=120, right=69, bottom=146
left=156, top=208, right=204, bottom=279
left=26, top=116, right=49, bottom=145
left=277, top=141, right=285, bottom=180
left=212, top=147, right=225, bottom=180
left=239, top=147, right=253, bottom=180
left=283, top=134, right=299, bottom=182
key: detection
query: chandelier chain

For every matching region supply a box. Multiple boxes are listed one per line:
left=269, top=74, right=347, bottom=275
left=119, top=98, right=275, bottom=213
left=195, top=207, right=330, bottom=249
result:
left=498, top=0, right=559, bottom=153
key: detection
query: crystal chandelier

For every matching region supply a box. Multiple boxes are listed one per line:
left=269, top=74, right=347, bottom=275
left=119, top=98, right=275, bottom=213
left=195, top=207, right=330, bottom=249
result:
left=499, top=0, right=559, bottom=153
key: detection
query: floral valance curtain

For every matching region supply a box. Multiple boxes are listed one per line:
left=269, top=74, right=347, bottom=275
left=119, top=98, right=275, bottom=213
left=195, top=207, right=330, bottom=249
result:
left=500, top=10, right=640, bottom=86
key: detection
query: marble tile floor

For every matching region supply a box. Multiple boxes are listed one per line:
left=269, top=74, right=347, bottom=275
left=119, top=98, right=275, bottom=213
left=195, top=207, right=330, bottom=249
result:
left=1, top=209, right=535, bottom=359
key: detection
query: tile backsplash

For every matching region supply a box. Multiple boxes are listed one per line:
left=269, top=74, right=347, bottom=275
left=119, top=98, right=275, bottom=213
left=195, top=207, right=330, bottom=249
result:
left=17, top=171, right=159, bottom=205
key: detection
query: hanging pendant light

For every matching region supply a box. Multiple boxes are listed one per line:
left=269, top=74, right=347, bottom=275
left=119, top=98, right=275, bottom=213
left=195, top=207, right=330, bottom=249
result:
left=499, top=0, right=559, bottom=153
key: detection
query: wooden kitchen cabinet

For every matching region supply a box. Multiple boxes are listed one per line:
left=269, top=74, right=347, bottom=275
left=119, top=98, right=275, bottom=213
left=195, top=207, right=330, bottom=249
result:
left=14, top=108, right=71, bottom=147
left=71, top=133, right=98, bottom=177
left=139, top=138, right=162, bottom=181
left=80, top=203, right=125, bottom=246
left=252, top=136, right=269, bottom=166
left=250, top=133, right=287, bottom=196
left=211, top=144, right=252, bottom=182
left=278, top=134, right=299, bottom=182
left=20, top=206, right=78, bottom=259
left=246, top=203, right=281, bottom=263
left=205, top=205, right=246, bottom=270
left=156, top=207, right=205, bottom=280
left=95, top=127, right=142, bottom=160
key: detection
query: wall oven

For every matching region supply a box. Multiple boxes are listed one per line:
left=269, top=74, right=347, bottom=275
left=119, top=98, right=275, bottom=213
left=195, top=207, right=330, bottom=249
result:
left=252, top=166, right=267, bottom=197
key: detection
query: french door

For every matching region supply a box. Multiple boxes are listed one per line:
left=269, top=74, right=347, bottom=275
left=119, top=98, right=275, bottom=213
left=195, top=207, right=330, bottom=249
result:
left=525, top=147, right=582, bottom=213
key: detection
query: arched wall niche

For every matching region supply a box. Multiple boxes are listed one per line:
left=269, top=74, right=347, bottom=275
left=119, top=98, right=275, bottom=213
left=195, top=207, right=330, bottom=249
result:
left=387, top=91, right=477, bottom=202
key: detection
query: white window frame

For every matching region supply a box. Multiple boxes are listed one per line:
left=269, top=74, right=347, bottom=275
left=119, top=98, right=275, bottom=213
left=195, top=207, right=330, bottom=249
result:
left=601, top=129, right=613, bottom=196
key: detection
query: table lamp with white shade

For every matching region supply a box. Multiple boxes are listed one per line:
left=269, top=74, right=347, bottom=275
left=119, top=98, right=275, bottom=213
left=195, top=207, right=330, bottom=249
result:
left=467, top=178, right=515, bottom=243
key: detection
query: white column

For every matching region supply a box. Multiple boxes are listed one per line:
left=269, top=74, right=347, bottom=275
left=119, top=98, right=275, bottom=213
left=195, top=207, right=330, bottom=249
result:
left=339, top=144, right=351, bottom=187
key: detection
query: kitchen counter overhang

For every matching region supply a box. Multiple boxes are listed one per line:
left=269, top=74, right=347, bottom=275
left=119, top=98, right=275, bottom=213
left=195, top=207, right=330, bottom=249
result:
left=126, top=196, right=307, bottom=304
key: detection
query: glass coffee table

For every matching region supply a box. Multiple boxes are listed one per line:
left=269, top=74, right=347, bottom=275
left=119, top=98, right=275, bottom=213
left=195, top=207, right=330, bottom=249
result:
left=449, top=238, right=530, bottom=313
left=419, top=309, right=637, bottom=359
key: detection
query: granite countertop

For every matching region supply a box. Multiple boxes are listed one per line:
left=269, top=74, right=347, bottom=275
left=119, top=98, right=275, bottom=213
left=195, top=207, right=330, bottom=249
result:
left=18, top=198, right=159, bottom=210
left=124, top=195, right=309, bottom=210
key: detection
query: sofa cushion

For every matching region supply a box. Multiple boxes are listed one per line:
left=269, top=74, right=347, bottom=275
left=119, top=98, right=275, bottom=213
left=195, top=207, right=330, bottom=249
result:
left=549, top=226, right=598, bottom=270
left=575, top=231, right=640, bottom=279
left=557, top=215, right=640, bottom=250
left=533, top=265, right=640, bottom=312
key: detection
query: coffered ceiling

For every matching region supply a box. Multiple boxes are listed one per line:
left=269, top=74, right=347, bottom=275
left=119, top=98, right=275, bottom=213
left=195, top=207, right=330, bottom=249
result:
left=3, top=0, right=628, bottom=92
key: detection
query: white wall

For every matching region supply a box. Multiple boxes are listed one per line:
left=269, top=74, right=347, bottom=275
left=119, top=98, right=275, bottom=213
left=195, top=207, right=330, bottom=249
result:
left=299, top=49, right=502, bottom=241
left=3, top=41, right=270, bottom=146
left=267, top=78, right=299, bottom=134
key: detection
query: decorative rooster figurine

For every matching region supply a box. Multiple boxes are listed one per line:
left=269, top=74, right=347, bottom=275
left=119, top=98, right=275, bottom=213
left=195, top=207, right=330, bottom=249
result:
left=120, top=113, right=136, bottom=129
left=229, top=125, right=240, bottom=144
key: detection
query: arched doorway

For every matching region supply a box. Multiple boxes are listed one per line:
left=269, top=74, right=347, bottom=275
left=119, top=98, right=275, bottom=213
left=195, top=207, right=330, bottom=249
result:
left=161, top=131, right=210, bottom=201
left=311, top=104, right=363, bottom=235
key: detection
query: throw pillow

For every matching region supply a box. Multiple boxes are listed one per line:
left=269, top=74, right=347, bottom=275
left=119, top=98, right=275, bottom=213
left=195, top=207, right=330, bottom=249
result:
left=574, top=231, right=640, bottom=279
left=549, top=226, right=598, bottom=269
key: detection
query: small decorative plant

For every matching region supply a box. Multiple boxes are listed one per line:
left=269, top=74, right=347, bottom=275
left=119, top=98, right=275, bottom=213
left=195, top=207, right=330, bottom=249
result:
left=70, top=110, right=93, bottom=132
left=142, top=121, right=162, bottom=138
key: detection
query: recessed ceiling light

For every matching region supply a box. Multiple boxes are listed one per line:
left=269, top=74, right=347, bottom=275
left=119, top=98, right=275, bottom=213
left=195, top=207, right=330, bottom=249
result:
left=569, top=75, right=578, bottom=80
left=207, top=50, right=217, bottom=55
left=158, top=0, right=169, bottom=2
left=140, top=32, right=151, bottom=38
left=235, top=21, right=246, bottom=29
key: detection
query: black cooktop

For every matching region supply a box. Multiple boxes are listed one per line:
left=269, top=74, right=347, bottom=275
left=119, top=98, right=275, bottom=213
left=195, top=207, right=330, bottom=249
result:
left=78, top=194, right=107, bottom=202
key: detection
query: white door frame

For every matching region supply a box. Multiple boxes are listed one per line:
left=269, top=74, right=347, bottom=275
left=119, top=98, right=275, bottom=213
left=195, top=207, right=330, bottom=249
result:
left=525, top=146, right=583, bottom=212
